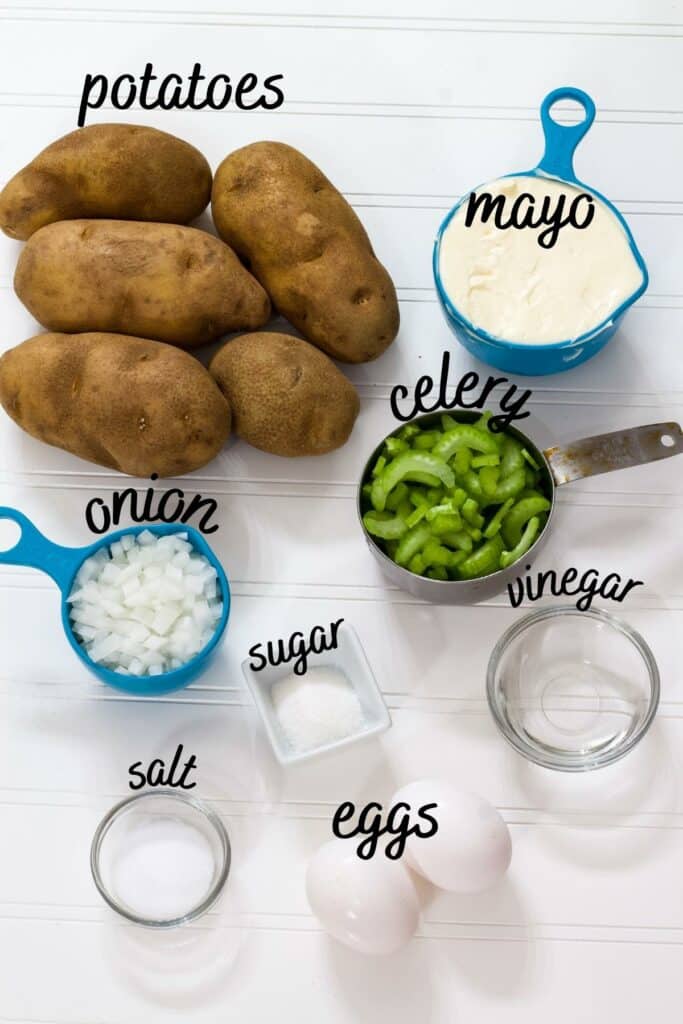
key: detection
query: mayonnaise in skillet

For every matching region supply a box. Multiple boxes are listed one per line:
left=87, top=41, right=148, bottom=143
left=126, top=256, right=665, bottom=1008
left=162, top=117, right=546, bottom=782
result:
left=438, top=176, right=643, bottom=344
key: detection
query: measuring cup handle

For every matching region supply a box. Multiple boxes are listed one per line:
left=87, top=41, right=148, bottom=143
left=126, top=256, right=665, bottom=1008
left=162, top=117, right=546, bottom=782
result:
left=0, top=507, right=81, bottom=592
left=544, top=422, right=683, bottom=486
left=536, top=87, right=596, bottom=182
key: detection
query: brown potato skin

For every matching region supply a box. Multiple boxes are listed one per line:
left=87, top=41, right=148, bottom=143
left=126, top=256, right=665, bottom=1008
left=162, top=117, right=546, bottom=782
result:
left=211, top=142, right=399, bottom=363
left=14, top=220, right=271, bottom=347
left=209, top=331, right=360, bottom=456
left=0, top=124, right=212, bottom=240
left=0, top=332, right=230, bottom=477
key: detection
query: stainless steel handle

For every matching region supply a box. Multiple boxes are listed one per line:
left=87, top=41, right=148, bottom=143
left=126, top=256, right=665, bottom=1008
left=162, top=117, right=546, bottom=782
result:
left=544, top=422, right=683, bottom=486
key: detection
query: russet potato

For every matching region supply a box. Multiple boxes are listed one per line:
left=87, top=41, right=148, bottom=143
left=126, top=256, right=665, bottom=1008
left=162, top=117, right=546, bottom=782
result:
left=209, top=331, right=360, bottom=456
left=14, top=220, right=271, bottom=347
left=0, top=124, right=212, bottom=240
left=0, top=332, right=231, bottom=476
left=211, top=142, right=399, bottom=363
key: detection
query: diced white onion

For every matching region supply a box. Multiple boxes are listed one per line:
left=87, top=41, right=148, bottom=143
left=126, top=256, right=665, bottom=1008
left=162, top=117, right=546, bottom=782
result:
left=68, top=532, right=223, bottom=677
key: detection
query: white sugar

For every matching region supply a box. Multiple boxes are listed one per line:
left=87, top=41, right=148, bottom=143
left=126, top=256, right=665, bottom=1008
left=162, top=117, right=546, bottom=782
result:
left=271, top=666, right=364, bottom=753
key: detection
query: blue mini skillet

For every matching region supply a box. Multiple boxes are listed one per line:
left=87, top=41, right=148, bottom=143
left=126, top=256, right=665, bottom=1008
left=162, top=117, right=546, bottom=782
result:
left=0, top=507, right=231, bottom=695
left=433, top=87, right=649, bottom=375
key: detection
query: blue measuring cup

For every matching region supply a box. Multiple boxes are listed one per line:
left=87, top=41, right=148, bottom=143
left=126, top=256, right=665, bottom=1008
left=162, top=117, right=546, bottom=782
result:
left=0, top=507, right=231, bottom=695
left=433, top=86, right=649, bottom=375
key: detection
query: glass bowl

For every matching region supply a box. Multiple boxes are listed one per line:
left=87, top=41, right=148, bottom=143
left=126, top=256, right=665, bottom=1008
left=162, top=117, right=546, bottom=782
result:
left=90, top=791, right=231, bottom=927
left=486, top=606, right=660, bottom=771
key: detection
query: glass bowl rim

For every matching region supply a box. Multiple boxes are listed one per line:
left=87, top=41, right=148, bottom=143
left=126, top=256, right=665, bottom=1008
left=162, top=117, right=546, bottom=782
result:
left=486, top=604, right=661, bottom=772
left=90, top=789, right=231, bottom=928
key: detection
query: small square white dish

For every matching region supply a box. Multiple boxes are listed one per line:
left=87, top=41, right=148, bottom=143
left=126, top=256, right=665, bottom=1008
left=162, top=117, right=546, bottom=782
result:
left=241, top=622, right=391, bottom=764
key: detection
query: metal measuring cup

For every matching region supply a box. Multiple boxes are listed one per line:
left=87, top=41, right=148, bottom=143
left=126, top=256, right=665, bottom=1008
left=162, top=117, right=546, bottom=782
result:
left=357, top=414, right=683, bottom=604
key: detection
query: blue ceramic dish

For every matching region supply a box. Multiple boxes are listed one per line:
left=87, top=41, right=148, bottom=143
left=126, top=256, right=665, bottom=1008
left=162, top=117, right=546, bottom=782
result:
left=0, top=507, right=231, bottom=695
left=433, top=87, right=649, bottom=376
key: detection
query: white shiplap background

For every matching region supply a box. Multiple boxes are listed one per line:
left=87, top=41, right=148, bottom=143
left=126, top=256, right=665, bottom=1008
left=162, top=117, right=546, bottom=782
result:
left=0, top=2, right=682, bottom=1021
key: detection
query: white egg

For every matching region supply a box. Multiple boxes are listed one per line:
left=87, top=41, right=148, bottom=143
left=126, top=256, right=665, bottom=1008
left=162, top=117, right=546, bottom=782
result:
left=392, top=780, right=512, bottom=893
left=306, top=839, right=420, bottom=955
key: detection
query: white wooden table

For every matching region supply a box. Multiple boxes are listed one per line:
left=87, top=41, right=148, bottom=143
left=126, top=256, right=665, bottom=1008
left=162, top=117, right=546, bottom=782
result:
left=0, top=2, right=681, bottom=1020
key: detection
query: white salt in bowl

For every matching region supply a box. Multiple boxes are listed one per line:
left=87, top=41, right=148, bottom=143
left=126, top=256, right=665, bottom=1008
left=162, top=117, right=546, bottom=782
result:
left=241, top=622, right=391, bottom=765
left=90, top=791, right=231, bottom=927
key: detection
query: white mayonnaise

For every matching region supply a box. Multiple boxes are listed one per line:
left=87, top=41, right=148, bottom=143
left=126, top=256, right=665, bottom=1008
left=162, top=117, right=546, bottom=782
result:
left=437, top=175, right=644, bottom=344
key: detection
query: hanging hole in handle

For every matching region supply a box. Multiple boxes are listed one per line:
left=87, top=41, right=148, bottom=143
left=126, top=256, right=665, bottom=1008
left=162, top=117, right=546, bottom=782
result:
left=0, top=519, right=22, bottom=553
left=660, top=434, right=675, bottom=448
left=546, top=97, right=591, bottom=128
left=544, top=95, right=593, bottom=126
left=541, top=87, right=596, bottom=130
left=537, top=88, right=596, bottom=182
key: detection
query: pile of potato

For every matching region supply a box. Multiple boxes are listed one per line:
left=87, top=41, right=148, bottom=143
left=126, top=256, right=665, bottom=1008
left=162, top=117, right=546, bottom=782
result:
left=0, top=125, right=399, bottom=476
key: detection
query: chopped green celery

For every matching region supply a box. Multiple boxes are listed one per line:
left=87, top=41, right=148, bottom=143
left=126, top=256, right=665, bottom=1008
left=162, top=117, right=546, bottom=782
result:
left=458, top=535, right=505, bottom=580
left=478, top=412, right=505, bottom=449
left=413, top=430, right=442, bottom=450
left=439, top=530, right=473, bottom=553
left=471, top=453, right=500, bottom=468
left=422, top=540, right=456, bottom=568
left=483, top=497, right=515, bottom=539
left=385, top=482, right=409, bottom=511
left=402, top=471, right=443, bottom=487
left=454, top=470, right=485, bottom=503
left=500, top=516, right=542, bottom=569
left=493, top=467, right=526, bottom=503
left=370, top=451, right=454, bottom=511
left=363, top=510, right=408, bottom=540
left=371, top=454, right=387, bottom=478
left=398, top=424, right=421, bottom=442
left=409, top=489, right=429, bottom=509
left=425, top=487, right=443, bottom=504
left=405, top=504, right=428, bottom=528
left=395, top=522, right=433, bottom=566
left=408, top=553, right=427, bottom=575
left=433, top=424, right=499, bottom=461
left=479, top=465, right=500, bottom=498
left=430, top=512, right=463, bottom=535
left=501, top=495, right=551, bottom=547
left=447, top=487, right=468, bottom=508
left=462, top=498, right=484, bottom=528
left=453, top=447, right=471, bottom=474
left=521, top=447, right=540, bottom=470
left=364, top=414, right=550, bottom=583
left=385, top=436, right=410, bottom=457
left=500, top=437, right=524, bottom=477
left=464, top=469, right=485, bottom=502
left=425, top=500, right=453, bottom=519
left=426, top=500, right=459, bottom=520
left=448, top=550, right=467, bottom=569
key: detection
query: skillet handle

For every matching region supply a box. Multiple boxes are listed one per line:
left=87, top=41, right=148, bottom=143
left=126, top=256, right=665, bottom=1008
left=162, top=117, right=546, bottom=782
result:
left=0, top=507, right=81, bottom=592
left=536, top=86, right=596, bottom=182
left=544, top=422, right=683, bottom=486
